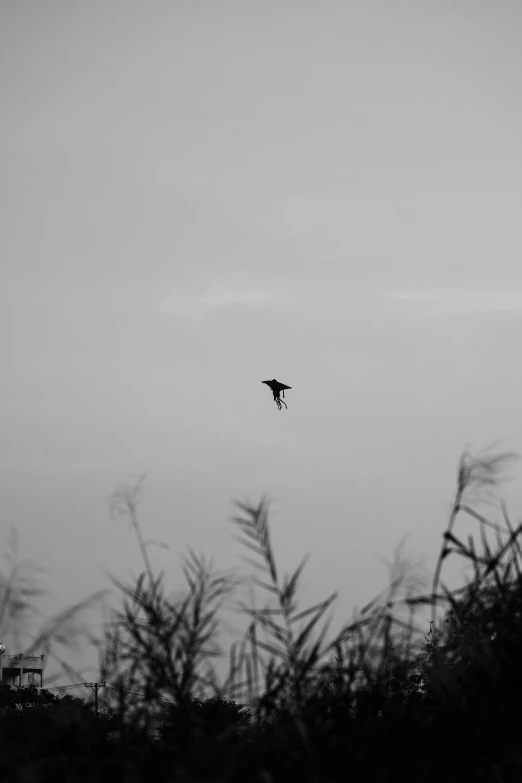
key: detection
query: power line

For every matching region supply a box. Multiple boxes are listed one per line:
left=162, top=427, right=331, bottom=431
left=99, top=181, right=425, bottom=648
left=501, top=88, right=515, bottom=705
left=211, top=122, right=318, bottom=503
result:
left=42, top=682, right=107, bottom=714
left=103, top=683, right=177, bottom=702
left=46, top=681, right=177, bottom=704
left=84, top=682, right=106, bottom=714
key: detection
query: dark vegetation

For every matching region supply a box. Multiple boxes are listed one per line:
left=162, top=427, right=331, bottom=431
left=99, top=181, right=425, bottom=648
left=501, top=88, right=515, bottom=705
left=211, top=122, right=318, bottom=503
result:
left=2, top=447, right=522, bottom=781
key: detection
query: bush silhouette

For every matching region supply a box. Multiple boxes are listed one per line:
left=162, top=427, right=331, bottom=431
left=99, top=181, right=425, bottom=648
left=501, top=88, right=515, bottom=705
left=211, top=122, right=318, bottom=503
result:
left=1, top=447, right=522, bottom=781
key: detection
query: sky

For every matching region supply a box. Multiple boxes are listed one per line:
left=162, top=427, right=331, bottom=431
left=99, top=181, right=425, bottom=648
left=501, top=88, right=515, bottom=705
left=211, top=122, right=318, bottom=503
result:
left=2, top=0, right=522, bottom=695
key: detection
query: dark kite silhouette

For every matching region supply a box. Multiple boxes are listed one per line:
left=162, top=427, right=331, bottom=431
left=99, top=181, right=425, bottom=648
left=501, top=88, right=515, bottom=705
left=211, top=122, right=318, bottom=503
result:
left=262, top=379, right=292, bottom=410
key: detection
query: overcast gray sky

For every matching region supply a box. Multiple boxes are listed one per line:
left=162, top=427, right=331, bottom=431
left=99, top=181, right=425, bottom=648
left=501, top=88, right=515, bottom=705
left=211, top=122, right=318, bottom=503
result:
left=2, top=1, right=522, bottom=690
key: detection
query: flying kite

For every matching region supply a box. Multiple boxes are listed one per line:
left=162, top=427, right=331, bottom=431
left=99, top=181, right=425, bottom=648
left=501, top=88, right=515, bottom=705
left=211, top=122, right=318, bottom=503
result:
left=262, top=379, right=292, bottom=410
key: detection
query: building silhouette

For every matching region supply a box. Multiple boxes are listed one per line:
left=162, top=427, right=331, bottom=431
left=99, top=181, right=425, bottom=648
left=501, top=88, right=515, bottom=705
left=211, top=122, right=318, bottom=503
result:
left=0, top=643, right=45, bottom=687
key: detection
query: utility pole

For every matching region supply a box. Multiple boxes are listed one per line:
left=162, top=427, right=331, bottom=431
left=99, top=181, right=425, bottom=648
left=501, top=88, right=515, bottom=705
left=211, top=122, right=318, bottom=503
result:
left=84, top=682, right=107, bottom=715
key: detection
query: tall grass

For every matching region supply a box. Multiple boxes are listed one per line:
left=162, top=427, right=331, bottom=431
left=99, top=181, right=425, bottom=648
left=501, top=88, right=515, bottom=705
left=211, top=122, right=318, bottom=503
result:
left=1, top=446, right=522, bottom=782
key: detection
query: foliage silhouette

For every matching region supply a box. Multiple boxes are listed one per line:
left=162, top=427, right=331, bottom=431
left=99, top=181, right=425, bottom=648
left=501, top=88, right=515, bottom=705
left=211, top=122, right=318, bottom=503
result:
left=1, top=446, right=522, bottom=781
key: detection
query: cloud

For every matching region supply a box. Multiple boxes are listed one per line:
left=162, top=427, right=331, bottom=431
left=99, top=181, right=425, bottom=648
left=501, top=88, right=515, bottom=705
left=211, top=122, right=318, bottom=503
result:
left=195, top=286, right=283, bottom=307
left=159, top=285, right=292, bottom=323
left=158, top=292, right=207, bottom=324
left=388, top=290, right=522, bottom=314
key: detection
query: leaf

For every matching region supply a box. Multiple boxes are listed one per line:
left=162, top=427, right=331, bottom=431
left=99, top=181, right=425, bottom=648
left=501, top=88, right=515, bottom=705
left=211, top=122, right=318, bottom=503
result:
left=280, top=556, right=310, bottom=605
left=239, top=555, right=271, bottom=574
left=232, top=535, right=265, bottom=560
left=254, top=638, right=286, bottom=660
left=295, top=600, right=336, bottom=652
left=360, top=594, right=384, bottom=617
left=290, top=593, right=338, bottom=625
left=251, top=578, right=281, bottom=596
